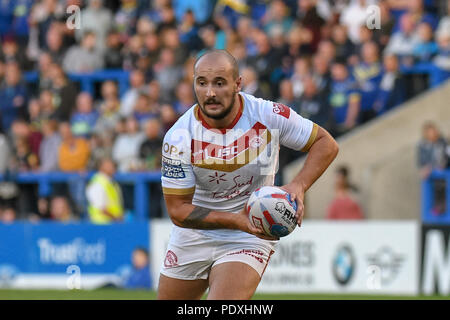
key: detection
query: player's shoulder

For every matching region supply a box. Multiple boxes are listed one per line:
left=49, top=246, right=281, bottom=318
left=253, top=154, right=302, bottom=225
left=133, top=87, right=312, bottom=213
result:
left=162, top=107, right=196, bottom=162
left=240, top=92, right=293, bottom=123
left=163, top=106, right=196, bottom=145
left=240, top=92, right=272, bottom=112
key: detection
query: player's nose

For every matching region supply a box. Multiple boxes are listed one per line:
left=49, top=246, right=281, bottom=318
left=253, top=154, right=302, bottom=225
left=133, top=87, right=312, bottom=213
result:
left=206, top=85, right=216, bottom=97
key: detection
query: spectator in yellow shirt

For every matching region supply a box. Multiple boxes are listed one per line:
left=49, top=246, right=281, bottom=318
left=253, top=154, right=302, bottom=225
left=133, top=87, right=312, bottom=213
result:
left=58, top=122, right=90, bottom=171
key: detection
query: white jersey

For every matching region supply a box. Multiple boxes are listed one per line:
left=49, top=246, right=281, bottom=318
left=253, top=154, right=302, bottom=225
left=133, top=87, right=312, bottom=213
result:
left=161, top=92, right=317, bottom=241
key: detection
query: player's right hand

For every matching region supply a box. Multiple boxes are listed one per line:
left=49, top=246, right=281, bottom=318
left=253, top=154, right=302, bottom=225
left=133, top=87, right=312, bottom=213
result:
left=235, top=207, right=279, bottom=241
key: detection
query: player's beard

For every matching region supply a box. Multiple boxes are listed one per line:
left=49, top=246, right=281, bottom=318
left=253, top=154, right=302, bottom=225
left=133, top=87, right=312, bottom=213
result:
left=197, top=92, right=236, bottom=120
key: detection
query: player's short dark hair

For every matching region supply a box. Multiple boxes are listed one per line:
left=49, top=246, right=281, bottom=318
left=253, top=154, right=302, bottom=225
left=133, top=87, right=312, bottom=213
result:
left=194, top=49, right=239, bottom=79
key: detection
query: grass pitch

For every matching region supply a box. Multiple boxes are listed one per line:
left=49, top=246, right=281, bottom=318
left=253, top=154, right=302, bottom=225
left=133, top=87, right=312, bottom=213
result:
left=0, top=289, right=448, bottom=300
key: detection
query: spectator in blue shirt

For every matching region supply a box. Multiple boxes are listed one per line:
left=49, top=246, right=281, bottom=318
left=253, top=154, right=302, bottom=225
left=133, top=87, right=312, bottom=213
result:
left=329, top=60, right=361, bottom=136
left=384, top=13, right=421, bottom=67
left=140, top=0, right=164, bottom=25
left=0, top=0, right=14, bottom=39
left=311, top=54, right=331, bottom=97
left=433, top=27, right=450, bottom=76
left=352, top=41, right=383, bottom=124
left=178, top=10, right=202, bottom=54
left=373, top=54, right=406, bottom=115
left=298, top=76, right=333, bottom=133
left=236, top=16, right=259, bottom=58
left=114, top=0, right=139, bottom=38
left=70, top=92, right=99, bottom=138
left=173, top=80, right=194, bottom=115
left=124, top=247, right=152, bottom=290
left=332, top=24, right=356, bottom=65
left=407, top=0, right=439, bottom=30
left=34, top=0, right=62, bottom=50
left=417, top=121, right=448, bottom=215
left=173, top=0, right=213, bottom=25
left=412, top=22, right=439, bottom=62
left=392, top=0, right=439, bottom=33
left=11, top=0, right=33, bottom=47
left=0, top=61, right=28, bottom=133
left=133, top=91, right=159, bottom=127
left=262, top=0, right=293, bottom=36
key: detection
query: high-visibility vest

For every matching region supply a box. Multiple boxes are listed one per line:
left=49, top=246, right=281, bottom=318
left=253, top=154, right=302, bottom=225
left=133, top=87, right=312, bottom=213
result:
left=88, top=173, right=124, bottom=224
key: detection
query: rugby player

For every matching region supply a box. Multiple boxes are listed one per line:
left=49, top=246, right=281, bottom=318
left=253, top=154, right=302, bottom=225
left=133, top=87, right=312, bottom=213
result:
left=157, top=50, right=338, bottom=300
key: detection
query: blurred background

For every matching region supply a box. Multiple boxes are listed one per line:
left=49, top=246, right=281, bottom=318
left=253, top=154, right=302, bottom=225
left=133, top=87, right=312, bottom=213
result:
left=0, top=0, right=449, bottom=298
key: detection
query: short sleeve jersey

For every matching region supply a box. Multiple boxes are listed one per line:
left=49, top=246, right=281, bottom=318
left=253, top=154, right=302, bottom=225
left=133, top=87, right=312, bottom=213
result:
left=161, top=92, right=317, bottom=240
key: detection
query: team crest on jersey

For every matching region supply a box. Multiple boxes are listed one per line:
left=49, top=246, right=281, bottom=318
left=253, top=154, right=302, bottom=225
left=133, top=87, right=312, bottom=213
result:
left=272, top=103, right=291, bottom=119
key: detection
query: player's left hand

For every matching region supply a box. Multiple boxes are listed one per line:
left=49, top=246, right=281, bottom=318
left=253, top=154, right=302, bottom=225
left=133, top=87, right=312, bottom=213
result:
left=279, top=183, right=305, bottom=227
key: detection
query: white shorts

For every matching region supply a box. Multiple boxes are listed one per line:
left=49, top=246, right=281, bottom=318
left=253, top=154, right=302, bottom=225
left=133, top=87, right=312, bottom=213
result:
left=160, top=227, right=276, bottom=280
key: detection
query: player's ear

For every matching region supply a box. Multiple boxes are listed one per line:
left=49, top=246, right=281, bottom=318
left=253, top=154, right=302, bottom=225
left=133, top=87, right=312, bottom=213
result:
left=235, top=76, right=242, bottom=92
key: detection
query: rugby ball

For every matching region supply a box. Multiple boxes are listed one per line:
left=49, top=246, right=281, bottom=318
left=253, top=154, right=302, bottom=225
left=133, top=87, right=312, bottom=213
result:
left=247, top=186, right=298, bottom=238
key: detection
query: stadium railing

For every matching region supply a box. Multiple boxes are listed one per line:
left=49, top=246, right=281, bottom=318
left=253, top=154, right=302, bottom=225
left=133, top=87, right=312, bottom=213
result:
left=422, top=169, right=450, bottom=224
left=400, top=62, right=450, bottom=88
left=0, top=171, right=161, bottom=221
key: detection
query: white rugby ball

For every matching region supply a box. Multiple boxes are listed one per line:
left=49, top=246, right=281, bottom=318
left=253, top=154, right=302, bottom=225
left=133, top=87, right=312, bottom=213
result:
left=247, top=186, right=298, bottom=238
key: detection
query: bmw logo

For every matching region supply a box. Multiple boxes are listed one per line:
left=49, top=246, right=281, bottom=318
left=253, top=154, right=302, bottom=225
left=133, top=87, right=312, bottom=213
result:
left=332, top=245, right=356, bottom=286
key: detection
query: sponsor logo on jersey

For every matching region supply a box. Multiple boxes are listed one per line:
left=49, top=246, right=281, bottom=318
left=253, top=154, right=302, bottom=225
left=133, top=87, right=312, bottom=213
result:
left=163, top=143, right=181, bottom=156
left=162, top=156, right=185, bottom=179
left=272, top=102, right=291, bottom=119
left=211, top=175, right=254, bottom=199
left=191, top=122, right=272, bottom=172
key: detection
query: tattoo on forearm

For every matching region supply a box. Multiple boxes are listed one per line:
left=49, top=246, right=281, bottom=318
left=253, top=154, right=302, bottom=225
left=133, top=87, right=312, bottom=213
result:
left=182, top=206, right=218, bottom=229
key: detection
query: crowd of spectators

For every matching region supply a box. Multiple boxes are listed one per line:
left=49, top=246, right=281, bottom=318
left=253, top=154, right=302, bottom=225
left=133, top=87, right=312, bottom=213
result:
left=0, top=0, right=449, bottom=222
